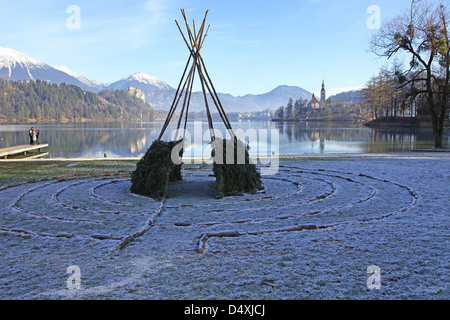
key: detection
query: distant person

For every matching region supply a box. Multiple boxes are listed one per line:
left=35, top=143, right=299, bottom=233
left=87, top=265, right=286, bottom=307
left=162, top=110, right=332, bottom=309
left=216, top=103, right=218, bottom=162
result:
left=31, top=128, right=37, bottom=145
left=29, top=127, right=34, bottom=145
left=36, top=129, right=40, bottom=145
left=33, top=129, right=37, bottom=145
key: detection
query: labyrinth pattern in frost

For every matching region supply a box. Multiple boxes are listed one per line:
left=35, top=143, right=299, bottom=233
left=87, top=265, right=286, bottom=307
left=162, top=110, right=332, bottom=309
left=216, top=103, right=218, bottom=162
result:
left=0, top=165, right=419, bottom=253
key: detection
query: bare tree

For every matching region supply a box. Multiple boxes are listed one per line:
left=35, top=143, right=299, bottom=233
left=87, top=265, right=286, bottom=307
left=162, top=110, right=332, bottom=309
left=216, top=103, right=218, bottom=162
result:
left=370, top=0, right=449, bottom=147
left=364, top=68, right=399, bottom=119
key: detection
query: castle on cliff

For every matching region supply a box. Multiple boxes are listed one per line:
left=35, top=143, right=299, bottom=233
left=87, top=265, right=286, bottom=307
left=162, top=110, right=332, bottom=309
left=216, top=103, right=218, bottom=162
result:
left=128, top=86, right=146, bottom=103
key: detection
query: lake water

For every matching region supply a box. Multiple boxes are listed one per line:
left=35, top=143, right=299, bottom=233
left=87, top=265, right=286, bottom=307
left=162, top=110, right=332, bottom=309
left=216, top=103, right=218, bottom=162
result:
left=0, top=121, right=448, bottom=158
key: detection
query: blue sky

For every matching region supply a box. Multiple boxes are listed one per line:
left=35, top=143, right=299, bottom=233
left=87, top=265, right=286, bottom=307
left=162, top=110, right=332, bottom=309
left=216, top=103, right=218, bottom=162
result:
left=0, top=0, right=413, bottom=97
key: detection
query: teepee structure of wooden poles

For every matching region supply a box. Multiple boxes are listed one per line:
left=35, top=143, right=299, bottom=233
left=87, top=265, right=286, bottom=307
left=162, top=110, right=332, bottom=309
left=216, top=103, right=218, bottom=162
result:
left=157, top=9, right=235, bottom=142
left=130, top=9, right=263, bottom=199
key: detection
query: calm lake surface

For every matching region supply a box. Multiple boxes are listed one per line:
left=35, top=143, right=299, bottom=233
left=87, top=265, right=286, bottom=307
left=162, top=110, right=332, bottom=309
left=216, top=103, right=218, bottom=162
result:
left=0, top=121, right=448, bottom=158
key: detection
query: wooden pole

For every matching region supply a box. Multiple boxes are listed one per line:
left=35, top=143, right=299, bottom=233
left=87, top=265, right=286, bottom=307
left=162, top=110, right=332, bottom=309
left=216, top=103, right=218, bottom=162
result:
left=199, top=55, right=235, bottom=134
left=174, top=12, right=208, bottom=140
left=161, top=10, right=234, bottom=143
left=182, top=59, right=197, bottom=140
left=181, top=11, right=234, bottom=139
left=178, top=10, right=216, bottom=142
left=159, top=10, right=209, bottom=141
left=158, top=53, right=192, bottom=140
left=175, top=63, right=196, bottom=139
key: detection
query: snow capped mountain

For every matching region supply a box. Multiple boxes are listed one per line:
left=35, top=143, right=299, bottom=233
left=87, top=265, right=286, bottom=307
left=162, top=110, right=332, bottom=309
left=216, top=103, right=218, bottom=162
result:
left=0, top=46, right=314, bottom=112
left=127, top=72, right=172, bottom=90
left=53, top=65, right=105, bottom=91
left=0, top=46, right=45, bottom=72
left=108, top=72, right=173, bottom=92
left=0, top=47, right=170, bottom=94
left=52, top=65, right=79, bottom=78
left=0, top=46, right=54, bottom=81
left=0, top=46, right=102, bottom=92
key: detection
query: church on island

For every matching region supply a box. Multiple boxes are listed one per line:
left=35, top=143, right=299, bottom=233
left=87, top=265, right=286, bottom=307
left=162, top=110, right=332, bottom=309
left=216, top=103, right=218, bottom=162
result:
left=308, top=80, right=327, bottom=110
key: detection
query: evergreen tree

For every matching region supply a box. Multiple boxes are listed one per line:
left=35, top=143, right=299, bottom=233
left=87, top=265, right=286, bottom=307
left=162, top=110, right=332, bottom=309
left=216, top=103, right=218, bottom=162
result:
left=285, top=98, right=294, bottom=119
left=276, top=106, right=285, bottom=120
left=294, top=99, right=302, bottom=119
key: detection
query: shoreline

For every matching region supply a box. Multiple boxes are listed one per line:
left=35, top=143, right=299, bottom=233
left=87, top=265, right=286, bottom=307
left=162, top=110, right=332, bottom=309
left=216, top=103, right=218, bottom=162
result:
left=1, top=150, right=449, bottom=162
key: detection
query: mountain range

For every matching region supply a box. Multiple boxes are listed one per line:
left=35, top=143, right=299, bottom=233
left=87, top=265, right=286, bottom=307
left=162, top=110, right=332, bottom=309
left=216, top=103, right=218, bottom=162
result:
left=0, top=46, right=319, bottom=113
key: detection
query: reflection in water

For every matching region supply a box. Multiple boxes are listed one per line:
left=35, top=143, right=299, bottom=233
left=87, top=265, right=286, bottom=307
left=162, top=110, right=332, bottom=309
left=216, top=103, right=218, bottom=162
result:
left=130, top=136, right=147, bottom=154
left=0, top=122, right=160, bottom=158
left=272, top=121, right=447, bottom=154
left=0, top=121, right=447, bottom=158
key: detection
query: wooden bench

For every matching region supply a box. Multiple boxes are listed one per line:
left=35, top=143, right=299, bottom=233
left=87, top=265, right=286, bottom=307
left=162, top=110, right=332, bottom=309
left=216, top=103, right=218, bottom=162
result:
left=0, top=144, right=49, bottom=159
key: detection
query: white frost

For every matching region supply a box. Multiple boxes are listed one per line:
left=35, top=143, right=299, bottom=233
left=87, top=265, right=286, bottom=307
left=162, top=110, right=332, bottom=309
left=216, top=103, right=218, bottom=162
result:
left=0, top=153, right=448, bottom=300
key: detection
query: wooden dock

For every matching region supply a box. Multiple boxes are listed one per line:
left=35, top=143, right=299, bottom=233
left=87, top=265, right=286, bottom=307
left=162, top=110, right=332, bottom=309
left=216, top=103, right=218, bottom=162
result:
left=0, top=144, right=49, bottom=159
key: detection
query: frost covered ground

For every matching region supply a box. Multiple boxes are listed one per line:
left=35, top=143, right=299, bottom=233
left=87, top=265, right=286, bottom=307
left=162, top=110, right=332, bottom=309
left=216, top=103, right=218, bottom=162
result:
left=0, top=153, right=448, bottom=300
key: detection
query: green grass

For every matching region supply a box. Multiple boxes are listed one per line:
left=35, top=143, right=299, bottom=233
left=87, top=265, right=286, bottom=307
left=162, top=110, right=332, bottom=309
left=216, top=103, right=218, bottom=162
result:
left=0, top=160, right=136, bottom=185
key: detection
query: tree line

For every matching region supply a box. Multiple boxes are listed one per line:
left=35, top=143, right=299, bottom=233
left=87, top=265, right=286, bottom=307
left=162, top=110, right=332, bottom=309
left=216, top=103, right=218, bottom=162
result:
left=274, top=96, right=366, bottom=122
left=367, top=0, right=449, bottom=148
left=274, top=97, right=311, bottom=120
left=363, top=67, right=427, bottom=119
left=0, top=79, right=156, bottom=123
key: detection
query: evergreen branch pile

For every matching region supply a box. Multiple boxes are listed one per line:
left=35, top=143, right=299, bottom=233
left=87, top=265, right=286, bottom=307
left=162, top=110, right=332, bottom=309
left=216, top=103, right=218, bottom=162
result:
left=212, top=138, right=264, bottom=199
left=130, top=138, right=264, bottom=200
left=130, top=139, right=183, bottom=199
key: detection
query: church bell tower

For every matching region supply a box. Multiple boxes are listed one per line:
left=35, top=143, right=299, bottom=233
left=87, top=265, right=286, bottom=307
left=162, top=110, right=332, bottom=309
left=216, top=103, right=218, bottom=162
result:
left=320, top=80, right=326, bottom=109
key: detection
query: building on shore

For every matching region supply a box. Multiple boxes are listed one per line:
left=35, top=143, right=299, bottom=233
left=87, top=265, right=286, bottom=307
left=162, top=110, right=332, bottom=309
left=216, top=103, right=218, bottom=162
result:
left=308, top=80, right=327, bottom=110
left=309, top=94, right=320, bottom=109
left=320, top=80, right=327, bottom=109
